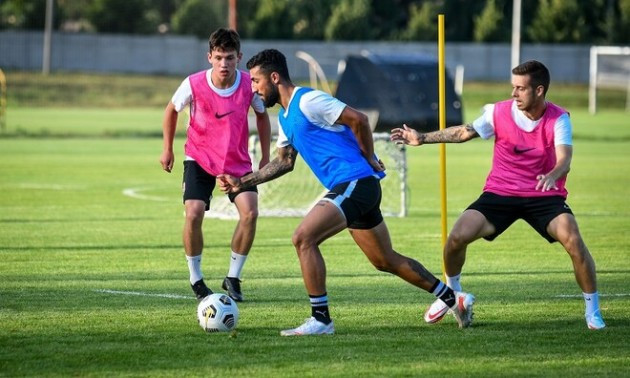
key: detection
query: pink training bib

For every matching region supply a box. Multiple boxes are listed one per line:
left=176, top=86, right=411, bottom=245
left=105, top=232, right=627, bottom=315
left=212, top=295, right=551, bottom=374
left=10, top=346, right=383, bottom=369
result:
left=483, top=99, right=569, bottom=198
left=185, top=70, right=254, bottom=177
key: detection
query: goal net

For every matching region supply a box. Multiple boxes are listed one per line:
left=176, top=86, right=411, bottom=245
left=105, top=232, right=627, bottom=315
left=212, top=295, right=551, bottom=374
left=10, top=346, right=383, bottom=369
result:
left=204, top=132, right=408, bottom=219
left=589, top=46, right=630, bottom=114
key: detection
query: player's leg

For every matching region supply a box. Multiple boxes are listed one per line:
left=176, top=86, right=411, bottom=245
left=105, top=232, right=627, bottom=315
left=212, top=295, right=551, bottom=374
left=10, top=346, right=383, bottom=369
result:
left=444, top=209, right=495, bottom=277
left=280, top=200, right=346, bottom=336
left=182, top=161, right=214, bottom=300
left=424, top=194, right=499, bottom=324
left=349, top=221, right=474, bottom=328
left=222, top=190, right=259, bottom=302
left=349, top=220, right=435, bottom=289
left=183, top=199, right=212, bottom=300
left=547, top=213, right=605, bottom=329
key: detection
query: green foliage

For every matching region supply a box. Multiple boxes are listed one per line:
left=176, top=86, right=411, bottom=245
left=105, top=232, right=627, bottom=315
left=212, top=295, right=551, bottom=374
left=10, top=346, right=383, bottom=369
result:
left=87, top=0, right=160, bottom=34
left=528, top=0, right=587, bottom=43
left=325, top=0, right=373, bottom=41
left=400, top=2, right=439, bottom=41
left=615, top=0, right=630, bottom=43
left=244, top=0, right=292, bottom=39
left=474, top=0, right=505, bottom=42
left=170, top=0, right=225, bottom=39
left=442, top=0, right=486, bottom=41
left=2, top=0, right=629, bottom=43
left=0, top=0, right=63, bottom=30
left=290, top=0, right=336, bottom=40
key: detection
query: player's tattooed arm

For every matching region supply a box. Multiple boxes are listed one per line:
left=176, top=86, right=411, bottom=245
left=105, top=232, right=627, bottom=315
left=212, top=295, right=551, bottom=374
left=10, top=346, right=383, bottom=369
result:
left=238, top=145, right=298, bottom=188
left=420, top=123, right=479, bottom=144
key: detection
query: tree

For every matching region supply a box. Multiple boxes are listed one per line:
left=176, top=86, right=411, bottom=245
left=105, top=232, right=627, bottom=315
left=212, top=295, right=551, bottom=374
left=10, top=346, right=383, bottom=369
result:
left=325, top=0, right=373, bottom=41
left=474, top=0, right=506, bottom=42
left=289, top=0, right=336, bottom=40
left=88, top=0, right=160, bottom=34
left=370, top=0, right=416, bottom=40
left=618, top=0, right=630, bottom=43
left=0, top=0, right=63, bottom=30
left=171, top=0, right=225, bottom=39
left=399, top=1, right=439, bottom=41
left=527, top=0, right=587, bottom=43
left=442, top=0, right=486, bottom=41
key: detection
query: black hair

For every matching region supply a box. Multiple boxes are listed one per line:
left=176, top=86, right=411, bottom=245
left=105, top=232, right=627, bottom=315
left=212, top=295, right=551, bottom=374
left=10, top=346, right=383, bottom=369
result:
left=512, top=60, right=550, bottom=95
left=209, top=28, right=240, bottom=53
left=246, top=49, right=291, bottom=81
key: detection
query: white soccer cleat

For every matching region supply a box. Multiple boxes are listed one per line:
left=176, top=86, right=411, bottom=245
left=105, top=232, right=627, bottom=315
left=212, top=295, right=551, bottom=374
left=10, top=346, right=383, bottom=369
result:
left=586, top=310, right=606, bottom=330
left=450, top=292, right=475, bottom=328
left=280, top=317, right=335, bottom=336
left=424, top=298, right=450, bottom=324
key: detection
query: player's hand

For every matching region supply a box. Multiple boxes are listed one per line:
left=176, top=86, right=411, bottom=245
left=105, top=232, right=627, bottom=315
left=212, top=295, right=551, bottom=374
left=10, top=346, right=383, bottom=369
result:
left=217, top=174, right=242, bottom=193
left=535, top=174, right=558, bottom=192
left=390, top=124, right=423, bottom=146
left=160, top=150, right=174, bottom=173
left=369, top=157, right=385, bottom=172
left=258, top=156, right=270, bottom=170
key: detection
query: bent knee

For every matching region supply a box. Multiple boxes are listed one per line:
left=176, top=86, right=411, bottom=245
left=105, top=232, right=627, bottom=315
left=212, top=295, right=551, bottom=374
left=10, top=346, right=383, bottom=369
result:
left=292, top=228, right=315, bottom=251
left=239, top=208, right=259, bottom=223
left=446, top=231, right=470, bottom=250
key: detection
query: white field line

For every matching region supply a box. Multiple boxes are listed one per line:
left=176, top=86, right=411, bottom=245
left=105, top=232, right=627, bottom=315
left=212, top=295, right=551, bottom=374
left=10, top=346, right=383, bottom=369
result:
left=554, top=293, right=630, bottom=298
left=122, top=187, right=171, bottom=202
left=95, top=289, right=192, bottom=300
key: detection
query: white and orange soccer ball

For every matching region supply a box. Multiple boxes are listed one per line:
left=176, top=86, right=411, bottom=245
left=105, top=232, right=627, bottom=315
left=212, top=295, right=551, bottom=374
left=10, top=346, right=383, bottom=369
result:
left=197, top=293, right=239, bottom=333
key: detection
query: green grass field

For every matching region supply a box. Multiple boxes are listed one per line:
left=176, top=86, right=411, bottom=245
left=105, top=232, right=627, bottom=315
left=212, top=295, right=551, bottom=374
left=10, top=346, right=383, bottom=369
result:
left=0, top=72, right=629, bottom=377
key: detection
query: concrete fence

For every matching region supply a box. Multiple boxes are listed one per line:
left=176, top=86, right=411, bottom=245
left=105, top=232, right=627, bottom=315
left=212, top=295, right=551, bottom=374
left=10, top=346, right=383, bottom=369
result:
left=1, top=30, right=592, bottom=83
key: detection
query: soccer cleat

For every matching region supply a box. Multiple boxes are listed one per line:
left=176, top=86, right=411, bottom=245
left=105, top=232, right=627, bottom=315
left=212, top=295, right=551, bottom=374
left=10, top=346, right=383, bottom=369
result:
left=222, top=277, right=243, bottom=302
left=424, top=298, right=450, bottom=324
left=450, top=291, right=475, bottom=328
left=280, top=317, right=335, bottom=336
left=191, top=279, right=212, bottom=301
left=586, top=310, right=606, bottom=330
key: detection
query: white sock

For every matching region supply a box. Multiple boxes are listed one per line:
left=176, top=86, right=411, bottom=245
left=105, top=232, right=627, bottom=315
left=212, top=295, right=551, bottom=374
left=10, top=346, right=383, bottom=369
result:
left=446, top=274, right=462, bottom=292
left=583, top=291, right=600, bottom=315
left=227, top=251, right=247, bottom=279
left=186, top=254, right=203, bottom=285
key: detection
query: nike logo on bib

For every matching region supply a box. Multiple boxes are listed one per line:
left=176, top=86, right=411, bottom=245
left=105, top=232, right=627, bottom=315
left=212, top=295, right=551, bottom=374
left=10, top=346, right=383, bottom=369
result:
left=513, top=146, right=535, bottom=154
left=215, top=110, right=234, bottom=119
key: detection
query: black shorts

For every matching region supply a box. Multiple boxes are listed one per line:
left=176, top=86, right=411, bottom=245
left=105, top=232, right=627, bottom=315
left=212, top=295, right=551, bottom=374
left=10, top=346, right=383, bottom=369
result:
left=182, top=160, right=257, bottom=210
left=467, top=192, right=574, bottom=243
left=323, top=176, right=384, bottom=230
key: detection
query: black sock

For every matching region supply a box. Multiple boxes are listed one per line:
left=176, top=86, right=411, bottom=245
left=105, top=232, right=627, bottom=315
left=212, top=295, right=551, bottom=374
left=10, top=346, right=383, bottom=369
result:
left=429, top=280, right=456, bottom=308
left=309, top=293, right=331, bottom=324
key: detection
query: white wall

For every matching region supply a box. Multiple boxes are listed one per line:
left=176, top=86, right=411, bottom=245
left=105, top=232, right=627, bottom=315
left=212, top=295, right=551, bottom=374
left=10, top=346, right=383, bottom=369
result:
left=0, top=30, right=590, bottom=83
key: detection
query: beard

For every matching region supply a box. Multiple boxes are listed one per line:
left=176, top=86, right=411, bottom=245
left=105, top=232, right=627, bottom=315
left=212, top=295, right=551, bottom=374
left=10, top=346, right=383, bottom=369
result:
left=263, top=84, right=280, bottom=108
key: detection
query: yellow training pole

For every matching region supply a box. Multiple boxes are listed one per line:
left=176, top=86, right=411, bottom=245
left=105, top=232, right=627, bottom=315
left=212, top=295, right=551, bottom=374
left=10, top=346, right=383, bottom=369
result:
left=438, top=15, right=447, bottom=278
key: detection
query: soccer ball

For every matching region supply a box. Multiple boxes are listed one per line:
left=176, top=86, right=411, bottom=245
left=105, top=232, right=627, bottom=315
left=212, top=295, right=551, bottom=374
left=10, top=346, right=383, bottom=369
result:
left=197, top=293, right=239, bottom=332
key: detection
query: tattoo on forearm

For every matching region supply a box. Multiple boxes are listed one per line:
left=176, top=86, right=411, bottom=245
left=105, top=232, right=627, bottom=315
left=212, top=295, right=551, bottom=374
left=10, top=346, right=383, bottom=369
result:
left=422, top=124, right=477, bottom=143
left=240, top=145, right=297, bottom=187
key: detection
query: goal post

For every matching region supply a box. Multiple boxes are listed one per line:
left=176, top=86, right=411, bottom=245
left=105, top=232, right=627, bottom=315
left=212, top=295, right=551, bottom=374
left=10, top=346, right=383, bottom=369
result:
left=588, top=46, right=630, bottom=114
left=204, top=133, right=408, bottom=219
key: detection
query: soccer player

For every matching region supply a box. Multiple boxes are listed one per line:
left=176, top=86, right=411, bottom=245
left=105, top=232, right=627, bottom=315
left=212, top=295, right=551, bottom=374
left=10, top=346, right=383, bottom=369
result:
left=218, top=49, right=475, bottom=336
left=160, top=28, right=271, bottom=302
left=391, top=60, right=605, bottom=330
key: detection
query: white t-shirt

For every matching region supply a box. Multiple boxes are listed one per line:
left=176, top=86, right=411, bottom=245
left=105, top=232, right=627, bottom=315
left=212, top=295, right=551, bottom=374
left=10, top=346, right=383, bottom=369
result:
left=276, top=88, right=346, bottom=148
left=472, top=101, right=572, bottom=146
left=170, top=69, right=265, bottom=114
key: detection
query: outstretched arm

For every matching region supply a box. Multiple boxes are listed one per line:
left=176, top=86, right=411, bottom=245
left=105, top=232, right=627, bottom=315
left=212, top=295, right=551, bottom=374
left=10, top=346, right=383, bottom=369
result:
left=391, top=123, right=479, bottom=146
left=218, top=145, right=298, bottom=193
